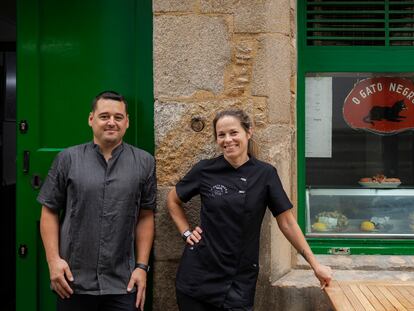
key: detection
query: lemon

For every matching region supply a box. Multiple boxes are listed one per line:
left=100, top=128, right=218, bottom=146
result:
left=361, top=221, right=376, bottom=232
left=312, top=222, right=328, bottom=232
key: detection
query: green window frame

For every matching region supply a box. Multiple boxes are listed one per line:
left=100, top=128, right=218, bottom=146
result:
left=297, top=1, right=414, bottom=255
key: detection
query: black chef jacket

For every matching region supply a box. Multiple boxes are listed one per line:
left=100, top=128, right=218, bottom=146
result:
left=175, top=155, right=293, bottom=308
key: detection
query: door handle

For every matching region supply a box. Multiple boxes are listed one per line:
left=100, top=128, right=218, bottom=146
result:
left=32, top=174, right=42, bottom=190
left=23, top=150, right=30, bottom=174
left=31, top=174, right=42, bottom=190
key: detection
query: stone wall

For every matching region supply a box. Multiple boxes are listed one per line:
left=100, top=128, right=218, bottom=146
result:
left=153, top=1, right=297, bottom=310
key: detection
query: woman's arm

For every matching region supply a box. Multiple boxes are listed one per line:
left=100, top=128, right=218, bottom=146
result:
left=167, top=187, right=202, bottom=245
left=276, top=209, right=332, bottom=288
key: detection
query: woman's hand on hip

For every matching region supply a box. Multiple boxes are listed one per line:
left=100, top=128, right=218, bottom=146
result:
left=186, top=226, right=203, bottom=245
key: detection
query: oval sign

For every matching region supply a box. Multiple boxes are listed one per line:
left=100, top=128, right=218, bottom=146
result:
left=343, top=77, right=414, bottom=135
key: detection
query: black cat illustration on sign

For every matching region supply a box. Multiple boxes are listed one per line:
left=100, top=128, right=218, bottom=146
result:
left=363, top=100, right=407, bottom=125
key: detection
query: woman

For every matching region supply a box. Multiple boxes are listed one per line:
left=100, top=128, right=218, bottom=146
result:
left=167, top=109, right=332, bottom=311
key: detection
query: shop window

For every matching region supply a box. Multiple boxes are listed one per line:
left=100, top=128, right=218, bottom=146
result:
left=305, top=73, right=414, bottom=238
left=298, top=1, right=414, bottom=254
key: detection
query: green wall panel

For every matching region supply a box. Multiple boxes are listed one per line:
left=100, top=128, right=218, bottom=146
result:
left=16, top=1, right=153, bottom=309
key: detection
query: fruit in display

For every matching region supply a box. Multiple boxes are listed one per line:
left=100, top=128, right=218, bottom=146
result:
left=312, top=222, right=328, bottom=232
left=360, top=221, right=376, bottom=232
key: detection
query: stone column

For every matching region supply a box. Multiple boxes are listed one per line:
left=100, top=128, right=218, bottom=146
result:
left=153, top=1, right=296, bottom=310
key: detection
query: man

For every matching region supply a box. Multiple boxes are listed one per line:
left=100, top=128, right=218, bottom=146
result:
left=38, top=91, right=156, bottom=311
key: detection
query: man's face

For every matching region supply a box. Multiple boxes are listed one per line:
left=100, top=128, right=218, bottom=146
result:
left=88, top=98, right=129, bottom=147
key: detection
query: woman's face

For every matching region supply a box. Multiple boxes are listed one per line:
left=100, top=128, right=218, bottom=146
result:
left=215, top=116, right=251, bottom=164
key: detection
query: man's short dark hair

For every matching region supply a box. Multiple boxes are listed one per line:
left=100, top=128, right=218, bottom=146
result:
left=92, top=91, right=128, bottom=113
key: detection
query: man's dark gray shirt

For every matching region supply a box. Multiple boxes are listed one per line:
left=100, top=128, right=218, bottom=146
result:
left=37, top=142, right=156, bottom=295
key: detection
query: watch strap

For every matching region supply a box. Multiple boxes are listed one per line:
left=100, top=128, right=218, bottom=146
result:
left=182, top=229, right=192, bottom=242
left=135, top=262, right=150, bottom=272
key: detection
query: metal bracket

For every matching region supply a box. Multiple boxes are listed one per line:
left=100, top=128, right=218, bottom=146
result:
left=18, top=244, right=28, bottom=258
left=19, top=120, right=28, bottom=134
left=328, top=247, right=351, bottom=255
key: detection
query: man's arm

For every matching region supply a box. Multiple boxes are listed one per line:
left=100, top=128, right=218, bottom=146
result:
left=40, top=206, right=73, bottom=298
left=135, top=209, right=154, bottom=267
left=127, top=209, right=154, bottom=310
left=275, top=209, right=332, bottom=289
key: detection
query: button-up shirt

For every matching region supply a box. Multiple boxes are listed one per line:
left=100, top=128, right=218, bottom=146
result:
left=175, top=155, right=292, bottom=308
left=37, top=142, right=156, bottom=295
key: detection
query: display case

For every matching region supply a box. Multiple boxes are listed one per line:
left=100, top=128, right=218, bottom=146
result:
left=306, top=188, right=414, bottom=238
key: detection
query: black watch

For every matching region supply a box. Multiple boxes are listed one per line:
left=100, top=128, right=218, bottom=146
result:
left=135, top=262, right=150, bottom=273
left=182, top=229, right=192, bottom=242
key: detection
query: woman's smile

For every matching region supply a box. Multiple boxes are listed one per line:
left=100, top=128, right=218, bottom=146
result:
left=215, top=116, right=251, bottom=167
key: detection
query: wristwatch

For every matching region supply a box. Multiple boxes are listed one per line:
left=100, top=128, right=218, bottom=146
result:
left=182, top=229, right=192, bottom=242
left=135, top=262, right=150, bottom=273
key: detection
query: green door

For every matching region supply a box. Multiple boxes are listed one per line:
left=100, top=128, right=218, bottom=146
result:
left=16, top=1, right=153, bottom=310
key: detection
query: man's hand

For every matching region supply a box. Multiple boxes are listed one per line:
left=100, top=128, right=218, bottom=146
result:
left=48, top=257, right=74, bottom=299
left=127, top=268, right=147, bottom=311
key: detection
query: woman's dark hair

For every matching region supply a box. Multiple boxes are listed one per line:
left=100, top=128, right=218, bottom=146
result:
left=91, top=90, right=128, bottom=113
left=212, top=109, right=258, bottom=157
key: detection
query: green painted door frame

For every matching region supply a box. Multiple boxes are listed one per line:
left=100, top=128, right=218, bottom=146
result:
left=16, top=1, right=154, bottom=310
left=297, top=1, right=414, bottom=255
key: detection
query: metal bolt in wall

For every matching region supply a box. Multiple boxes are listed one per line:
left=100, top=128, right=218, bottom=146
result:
left=190, top=117, right=205, bottom=132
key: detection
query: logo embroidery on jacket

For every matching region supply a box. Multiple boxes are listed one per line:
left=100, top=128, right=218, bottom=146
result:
left=209, top=184, right=228, bottom=197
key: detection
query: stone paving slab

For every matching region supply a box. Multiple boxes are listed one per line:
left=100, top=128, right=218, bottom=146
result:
left=296, top=255, right=414, bottom=271
left=272, top=269, right=414, bottom=288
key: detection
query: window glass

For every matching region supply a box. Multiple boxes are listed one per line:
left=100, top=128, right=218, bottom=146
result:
left=305, top=73, right=414, bottom=237
left=306, top=73, right=414, bottom=187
